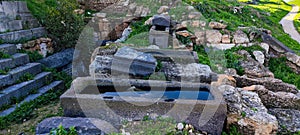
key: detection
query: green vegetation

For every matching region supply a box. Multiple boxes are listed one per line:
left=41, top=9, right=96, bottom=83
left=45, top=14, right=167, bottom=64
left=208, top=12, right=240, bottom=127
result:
left=26, top=0, right=85, bottom=49
left=18, top=49, right=43, bottom=62
left=289, top=0, right=300, bottom=35
left=0, top=68, right=10, bottom=75
left=125, top=32, right=150, bottom=47
left=16, top=73, right=35, bottom=84
left=0, top=66, right=71, bottom=130
left=128, top=17, right=151, bottom=39
left=42, top=67, right=72, bottom=88
left=269, top=57, right=300, bottom=89
left=222, top=126, right=242, bottom=135
left=125, top=17, right=151, bottom=47
left=0, top=88, right=64, bottom=129
left=241, top=111, right=247, bottom=118
left=0, top=51, right=11, bottom=59
left=280, top=124, right=300, bottom=135
left=50, top=125, right=77, bottom=135
left=193, top=45, right=211, bottom=66
left=184, top=0, right=300, bottom=55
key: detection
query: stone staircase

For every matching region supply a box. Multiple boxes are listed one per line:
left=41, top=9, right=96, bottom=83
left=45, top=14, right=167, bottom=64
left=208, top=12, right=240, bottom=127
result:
left=0, top=1, right=64, bottom=116
left=0, top=1, right=46, bottom=42
left=0, top=43, right=65, bottom=116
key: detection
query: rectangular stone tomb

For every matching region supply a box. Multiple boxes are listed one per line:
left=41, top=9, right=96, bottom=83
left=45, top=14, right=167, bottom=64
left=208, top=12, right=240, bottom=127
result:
left=60, top=77, right=227, bottom=134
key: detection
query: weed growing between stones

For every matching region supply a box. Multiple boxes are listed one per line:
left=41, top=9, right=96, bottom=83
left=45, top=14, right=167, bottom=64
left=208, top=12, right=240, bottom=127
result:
left=128, top=17, right=152, bottom=39
left=42, top=67, right=72, bottom=88
left=50, top=124, right=77, bottom=135
left=0, top=65, right=71, bottom=130
left=15, top=73, right=34, bottom=84
left=18, top=49, right=43, bottom=62
left=0, top=51, right=11, bottom=59
left=0, top=88, right=64, bottom=129
left=222, top=126, right=242, bottom=135
left=0, top=68, right=10, bottom=75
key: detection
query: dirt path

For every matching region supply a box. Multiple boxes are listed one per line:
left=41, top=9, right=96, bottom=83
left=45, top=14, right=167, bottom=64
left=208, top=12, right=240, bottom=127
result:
left=280, top=5, right=300, bottom=43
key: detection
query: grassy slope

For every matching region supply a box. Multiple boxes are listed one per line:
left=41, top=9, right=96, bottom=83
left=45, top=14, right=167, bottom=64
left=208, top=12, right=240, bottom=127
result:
left=290, top=0, right=300, bottom=34
left=185, top=0, right=300, bottom=54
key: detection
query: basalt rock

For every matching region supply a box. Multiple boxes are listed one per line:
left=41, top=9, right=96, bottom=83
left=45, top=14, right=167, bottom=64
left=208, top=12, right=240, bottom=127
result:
left=234, top=75, right=299, bottom=94
left=243, top=85, right=300, bottom=110
left=162, top=62, right=217, bottom=83
left=238, top=50, right=273, bottom=78
left=221, top=85, right=278, bottom=135
left=89, top=47, right=157, bottom=78
left=269, top=108, right=300, bottom=133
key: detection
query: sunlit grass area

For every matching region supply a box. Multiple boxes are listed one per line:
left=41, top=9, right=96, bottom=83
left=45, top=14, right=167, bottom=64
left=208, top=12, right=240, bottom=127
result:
left=289, top=0, right=300, bottom=35
left=185, top=0, right=300, bottom=53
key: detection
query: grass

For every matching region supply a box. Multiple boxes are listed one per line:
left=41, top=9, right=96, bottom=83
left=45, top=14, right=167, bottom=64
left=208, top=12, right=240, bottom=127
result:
left=0, top=51, right=11, bottom=59
left=0, top=68, right=10, bottom=75
left=193, top=45, right=266, bottom=75
left=0, top=66, right=71, bottom=133
left=0, top=88, right=64, bottom=130
left=183, top=0, right=300, bottom=54
left=15, top=73, right=35, bottom=84
left=269, top=57, right=300, bottom=89
left=289, top=0, right=300, bottom=35
left=125, top=32, right=150, bottom=47
left=18, top=49, right=43, bottom=62
left=0, top=100, right=62, bottom=134
left=42, top=67, right=72, bottom=88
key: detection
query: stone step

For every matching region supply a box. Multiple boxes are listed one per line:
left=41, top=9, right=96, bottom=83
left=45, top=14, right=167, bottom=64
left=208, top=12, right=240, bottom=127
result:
left=23, top=19, right=41, bottom=29
left=0, top=19, right=41, bottom=33
left=0, top=44, right=16, bottom=55
left=0, top=27, right=46, bottom=42
left=0, top=16, right=10, bottom=23
left=0, top=81, right=64, bottom=116
left=18, top=13, right=34, bottom=20
left=0, top=20, right=23, bottom=33
left=0, top=63, right=42, bottom=88
left=0, top=72, right=53, bottom=107
left=0, top=53, right=29, bottom=70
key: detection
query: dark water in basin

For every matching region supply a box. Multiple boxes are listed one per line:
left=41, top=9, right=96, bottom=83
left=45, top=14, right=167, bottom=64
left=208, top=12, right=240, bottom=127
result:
left=102, top=90, right=214, bottom=100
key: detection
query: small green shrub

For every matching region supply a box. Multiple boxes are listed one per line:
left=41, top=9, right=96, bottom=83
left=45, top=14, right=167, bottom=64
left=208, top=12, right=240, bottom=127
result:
left=0, top=68, right=10, bottom=75
left=222, top=126, right=242, bottom=135
left=193, top=45, right=211, bottom=66
left=142, top=115, right=150, bottom=121
left=176, top=34, right=192, bottom=45
left=44, top=0, right=84, bottom=49
left=42, top=67, right=72, bottom=88
left=224, top=50, right=245, bottom=75
left=155, top=60, right=163, bottom=72
left=18, top=50, right=43, bottom=62
left=128, top=17, right=151, bottom=39
left=0, top=51, right=11, bottom=59
left=16, top=73, right=34, bottom=84
left=50, top=124, right=77, bottom=135
left=269, top=57, right=300, bottom=90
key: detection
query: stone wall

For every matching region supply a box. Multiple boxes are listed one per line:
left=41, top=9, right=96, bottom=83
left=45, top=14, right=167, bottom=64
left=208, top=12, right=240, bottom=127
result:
left=0, top=1, right=41, bottom=33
